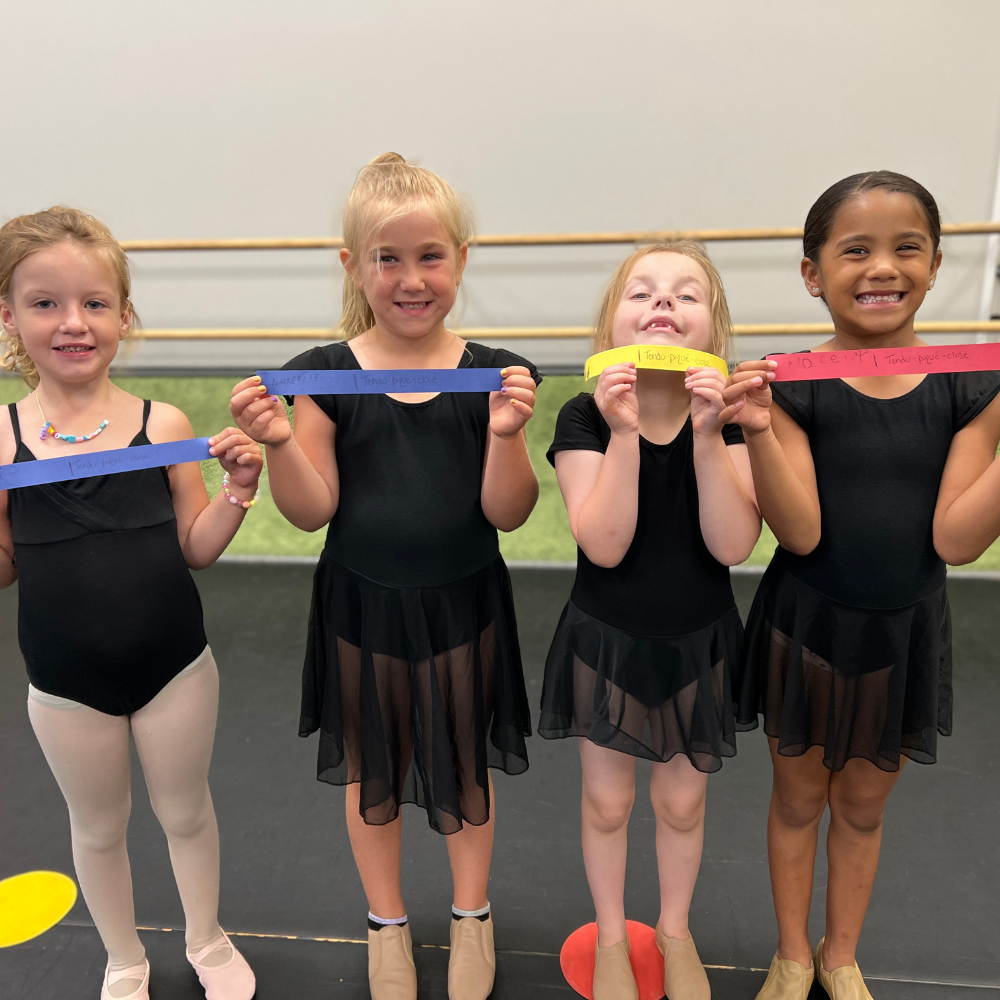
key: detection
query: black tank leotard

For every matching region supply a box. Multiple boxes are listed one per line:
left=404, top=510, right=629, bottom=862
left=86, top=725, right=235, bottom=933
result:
left=7, top=401, right=207, bottom=715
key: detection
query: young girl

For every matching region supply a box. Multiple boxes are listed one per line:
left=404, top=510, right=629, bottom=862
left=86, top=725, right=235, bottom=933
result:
left=722, top=171, right=1000, bottom=1000
left=0, top=208, right=260, bottom=1000
left=540, top=243, right=760, bottom=1000
left=230, top=153, right=539, bottom=1000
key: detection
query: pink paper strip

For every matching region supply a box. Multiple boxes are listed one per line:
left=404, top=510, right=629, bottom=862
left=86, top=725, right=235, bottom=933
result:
left=769, top=343, right=1000, bottom=381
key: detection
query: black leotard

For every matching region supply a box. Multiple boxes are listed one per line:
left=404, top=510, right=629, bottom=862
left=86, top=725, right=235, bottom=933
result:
left=736, top=370, right=1000, bottom=771
left=8, top=401, right=207, bottom=715
left=282, top=341, right=540, bottom=588
left=547, top=393, right=745, bottom=634
left=539, top=393, right=746, bottom=771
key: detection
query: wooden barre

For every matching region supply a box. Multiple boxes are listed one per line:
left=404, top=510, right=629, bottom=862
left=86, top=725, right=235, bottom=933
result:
left=136, top=321, right=1000, bottom=341
left=119, top=221, right=1000, bottom=253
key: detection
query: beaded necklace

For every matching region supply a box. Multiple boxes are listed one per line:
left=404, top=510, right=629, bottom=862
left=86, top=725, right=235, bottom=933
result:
left=36, top=386, right=114, bottom=444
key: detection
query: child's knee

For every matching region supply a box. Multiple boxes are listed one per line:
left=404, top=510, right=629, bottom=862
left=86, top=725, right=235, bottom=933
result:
left=152, top=788, right=214, bottom=840
left=582, top=781, right=635, bottom=832
left=651, top=784, right=706, bottom=833
left=70, top=802, right=131, bottom=854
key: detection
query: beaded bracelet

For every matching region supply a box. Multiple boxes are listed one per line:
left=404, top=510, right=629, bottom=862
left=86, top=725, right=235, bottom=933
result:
left=222, top=472, right=259, bottom=509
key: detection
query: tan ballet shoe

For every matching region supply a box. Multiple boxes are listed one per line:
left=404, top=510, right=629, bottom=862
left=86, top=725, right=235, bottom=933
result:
left=655, top=926, right=710, bottom=1000
left=368, top=923, right=417, bottom=1000
left=448, top=915, right=496, bottom=1000
left=101, top=959, right=150, bottom=1000
left=814, top=937, right=874, bottom=1000
left=754, top=952, right=814, bottom=1000
left=593, top=935, right=638, bottom=1000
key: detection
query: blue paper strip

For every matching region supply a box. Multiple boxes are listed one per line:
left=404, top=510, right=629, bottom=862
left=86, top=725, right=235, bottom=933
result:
left=258, top=368, right=503, bottom=395
left=0, top=438, right=212, bottom=490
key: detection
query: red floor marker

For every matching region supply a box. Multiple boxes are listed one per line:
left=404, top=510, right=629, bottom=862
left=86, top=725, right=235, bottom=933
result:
left=559, top=920, right=665, bottom=1000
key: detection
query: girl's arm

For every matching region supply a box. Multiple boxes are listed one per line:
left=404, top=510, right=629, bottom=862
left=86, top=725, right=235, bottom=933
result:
left=554, top=365, right=641, bottom=568
left=481, top=367, right=539, bottom=531
left=150, top=404, right=263, bottom=570
left=685, top=366, right=761, bottom=565
left=933, top=393, right=1000, bottom=564
left=719, top=360, right=821, bottom=555
left=0, top=491, right=17, bottom=589
left=230, top=377, right=338, bottom=532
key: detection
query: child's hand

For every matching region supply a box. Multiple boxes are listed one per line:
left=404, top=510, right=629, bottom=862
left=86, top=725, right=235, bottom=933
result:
left=685, top=366, right=728, bottom=436
left=209, top=427, right=263, bottom=488
left=489, top=366, right=536, bottom=439
left=230, top=376, right=291, bottom=446
left=594, top=363, right=638, bottom=435
left=718, top=360, right=777, bottom=433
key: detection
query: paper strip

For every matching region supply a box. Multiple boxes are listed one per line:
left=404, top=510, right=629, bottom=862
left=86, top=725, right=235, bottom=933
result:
left=584, top=345, right=729, bottom=380
left=769, top=343, right=1000, bottom=381
left=258, top=368, right=503, bottom=395
left=0, top=438, right=212, bottom=490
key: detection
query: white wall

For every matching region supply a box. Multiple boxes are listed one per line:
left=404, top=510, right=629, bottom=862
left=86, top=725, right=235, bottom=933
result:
left=4, top=0, right=1000, bottom=367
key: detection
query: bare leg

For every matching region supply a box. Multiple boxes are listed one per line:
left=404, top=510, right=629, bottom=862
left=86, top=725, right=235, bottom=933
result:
left=650, top=755, right=708, bottom=940
left=579, top=739, right=637, bottom=947
left=131, top=655, right=227, bottom=962
left=767, top=740, right=831, bottom=967
left=445, top=773, right=495, bottom=911
left=345, top=783, right=406, bottom=918
left=823, top=757, right=903, bottom=969
left=27, top=698, right=144, bottom=997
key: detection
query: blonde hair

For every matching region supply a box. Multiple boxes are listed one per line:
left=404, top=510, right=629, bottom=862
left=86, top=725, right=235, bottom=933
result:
left=340, top=152, right=474, bottom=340
left=0, top=206, right=138, bottom=388
left=593, top=242, right=732, bottom=360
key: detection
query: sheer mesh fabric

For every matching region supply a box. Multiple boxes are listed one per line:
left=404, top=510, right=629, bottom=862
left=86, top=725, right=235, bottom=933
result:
left=736, top=564, right=951, bottom=772
left=300, top=556, right=530, bottom=835
left=539, top=601, right=741, bottom=772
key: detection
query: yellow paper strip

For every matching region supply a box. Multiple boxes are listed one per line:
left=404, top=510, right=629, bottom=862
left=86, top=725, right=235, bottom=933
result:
left=584, top=345, right=729, bottom=380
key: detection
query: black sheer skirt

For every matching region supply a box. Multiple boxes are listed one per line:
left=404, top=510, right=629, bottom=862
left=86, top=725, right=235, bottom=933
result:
left=538, top=600, right=742, bottom=773
left=299, top=555, right=531, bottom=835
left=735, top=564, right=951, bottom=772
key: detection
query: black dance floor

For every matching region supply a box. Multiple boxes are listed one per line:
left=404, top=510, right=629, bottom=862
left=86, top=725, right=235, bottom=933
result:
left=3, top=565, right=1000, bottom=999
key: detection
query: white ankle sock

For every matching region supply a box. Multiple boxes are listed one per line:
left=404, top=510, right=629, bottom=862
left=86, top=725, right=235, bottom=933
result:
left=368, top=912, right=408, bottom=930
left=452, top=903, right=490, bottom=920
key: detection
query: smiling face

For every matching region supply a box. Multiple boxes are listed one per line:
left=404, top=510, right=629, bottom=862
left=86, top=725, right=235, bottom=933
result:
left=343, top=210, right=467, bottom=340
left=0, top=241, right=130, bottom=385
left=802, top=189, right=941, bottom=339
left=611, top=252, right=714, bottom=352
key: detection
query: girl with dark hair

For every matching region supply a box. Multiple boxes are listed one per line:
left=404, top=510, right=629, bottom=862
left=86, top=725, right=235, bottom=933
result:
left=722, top=171, right=1000, bottom=1000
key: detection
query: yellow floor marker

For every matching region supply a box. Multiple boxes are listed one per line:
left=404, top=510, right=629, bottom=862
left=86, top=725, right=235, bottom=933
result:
left=0, top=871, right=78, bottom=947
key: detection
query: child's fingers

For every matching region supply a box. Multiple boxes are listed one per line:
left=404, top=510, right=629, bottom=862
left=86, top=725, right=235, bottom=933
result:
left=691, top=387, right=724, bottom=406
left=731, top=359, right=777, bottom=376
left=501, top=372, right=536, bottom=389
left=232, top=376, right=262, bottom=397
left=717, top=399, right=747, bottom=423
left=722, top=373, right=769, bottom=402
left=599, top=370, right=638, bottom=388
left=499, top=386, right=535, bottom=406
left=239, top=395, right=282, bottom=425
left=602, top=382, right=635, bottom=400
left=685, top=373, right=723, bottom=391
left=231, top=384, right=271, bottom=416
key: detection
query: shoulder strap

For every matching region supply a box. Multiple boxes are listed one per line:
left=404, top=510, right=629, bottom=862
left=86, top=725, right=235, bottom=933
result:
left=8, top=402, right=22, bottom=447
left=141, top=399, right=152, bottom=432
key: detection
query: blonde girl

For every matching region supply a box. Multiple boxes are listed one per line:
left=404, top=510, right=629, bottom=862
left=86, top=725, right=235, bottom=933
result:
left=231, top=154, right=539, bottom=1000
left=0, top=207, right=260, bottom=1000
left=540, top=243, right=760, bottom=1000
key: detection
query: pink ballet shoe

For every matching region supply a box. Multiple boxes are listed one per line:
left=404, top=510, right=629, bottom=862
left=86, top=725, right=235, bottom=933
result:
left=186, top=932, right=256, bottom=1000
left=101, top=959, right=150, bottom=1000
